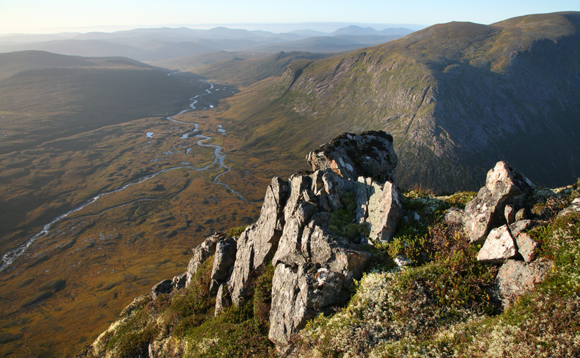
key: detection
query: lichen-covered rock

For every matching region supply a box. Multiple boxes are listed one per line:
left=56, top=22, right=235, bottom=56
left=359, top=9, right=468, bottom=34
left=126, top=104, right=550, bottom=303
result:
left=494, top=259, right=552, bottom=308
left=210, top=237, right=237, bottom=295
left=443, top=207, right=464, bottom=226
left=477, top=225, right=517, bottom=263
left=558, top=197, right=580, bottom=218
left=269, top=220, right=371, bottom=349
left=514, top=232, right=539, bottom=263
left=463, top=161, right=536, bottom=244
left=186, top=233, right=223, bottom=287
left=228, top=177, right=289, bottom=304
left=306, top=131, right=397, bottom=183
left=366, top=181, right=403, bottom=243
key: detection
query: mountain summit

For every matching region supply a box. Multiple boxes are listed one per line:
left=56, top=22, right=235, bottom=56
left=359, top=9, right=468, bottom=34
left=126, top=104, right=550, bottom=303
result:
left=220, top=11, right=580, bottom=192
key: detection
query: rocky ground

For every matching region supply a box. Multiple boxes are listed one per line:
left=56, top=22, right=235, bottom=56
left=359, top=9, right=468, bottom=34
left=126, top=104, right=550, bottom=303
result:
left=78, top=131, right=580, bottom=358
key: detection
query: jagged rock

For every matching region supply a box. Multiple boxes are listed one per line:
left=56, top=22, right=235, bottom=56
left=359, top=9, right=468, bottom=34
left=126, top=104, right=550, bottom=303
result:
left=495, top=259, right=552, bottom=308
left=210, top=237, right=237, bottom=295
left=558, top=197, right=580, bottom=218
left=215, top=284, right=232, bottom=316
left=367, top=181, right=402, bottom=243
left=228, top=177, right=290, bottom=304
left=151, top=280, right=173, bottom=300
left=463, top=161, right=536, bottom=244
left=506, top=220, right=539, bottom=263
left=477, top=225, right=517, bottom=263
left=269, top=221, right=371, bottom=349
left=509, top=219, right=535, bottom=236
left=185, top=233, right=224, bottom=287
left=306, top=131, right=397, bottom=183
left=443, top=207, right=464, bottom=226
left=172, top=273, right=187, bottom=290
left=514, top=233, right=539, bottom=263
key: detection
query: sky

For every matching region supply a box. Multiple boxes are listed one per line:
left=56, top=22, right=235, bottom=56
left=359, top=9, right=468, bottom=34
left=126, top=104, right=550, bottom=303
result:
left=0, top=0, right=579, bottom=34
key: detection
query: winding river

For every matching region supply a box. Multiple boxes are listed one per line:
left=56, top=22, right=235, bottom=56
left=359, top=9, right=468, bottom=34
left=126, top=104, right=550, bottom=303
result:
left=0, top=79, right=248, bottom=272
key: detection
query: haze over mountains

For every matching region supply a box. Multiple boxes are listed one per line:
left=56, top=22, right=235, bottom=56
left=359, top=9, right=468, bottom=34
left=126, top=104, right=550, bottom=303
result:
left=0, top=11, right=580, bottom=357
left=0, top=25, right=415, bottom=61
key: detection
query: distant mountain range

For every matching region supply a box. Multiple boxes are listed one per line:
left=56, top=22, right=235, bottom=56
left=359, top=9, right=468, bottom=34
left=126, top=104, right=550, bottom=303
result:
left=0, top=25, right=414, bottom=61
left=210, top=11, right=580, bottom=192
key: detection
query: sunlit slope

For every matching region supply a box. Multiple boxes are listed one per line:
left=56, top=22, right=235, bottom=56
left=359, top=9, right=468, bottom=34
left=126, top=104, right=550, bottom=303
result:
left=219, top=12, right=580, bottom=192
left=189, top=51, right=333, bottom=86
left=0, top=51, right=203, bottom=154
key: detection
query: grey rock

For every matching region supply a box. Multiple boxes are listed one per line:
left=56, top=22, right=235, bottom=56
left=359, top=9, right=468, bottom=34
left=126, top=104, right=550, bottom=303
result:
left=367, top=181, right=402, bottom=243
left=306, top=131, right=397, bottom=183
left=509, top=219, right=535, bottom=237
left=321, top=171, right=353, bottom=211
left=443, top=207, right=464, bottom=226
left=185, top=233, right=223, bottom=287
left=477, top=225, right=517, bottom=263
left=210, top=237, right=237, bottom=295
left=463, top=161, right=536, bottom=244
left=558, top=197, right=580, bottom=218
left=215, top=284, right=232, bottom=316
left=269, top=222, right=371, bottom=349
left=151, top=280, right=173, bottom=300
left=172, top=273, right=187, bottom=290
left=495, top=259, right=552, bottom=308
left=228, top=177, right=289, bottom=304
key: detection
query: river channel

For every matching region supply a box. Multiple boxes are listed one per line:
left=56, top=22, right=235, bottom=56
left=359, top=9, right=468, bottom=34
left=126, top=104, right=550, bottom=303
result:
left=0, top=79, right=248, bottom=271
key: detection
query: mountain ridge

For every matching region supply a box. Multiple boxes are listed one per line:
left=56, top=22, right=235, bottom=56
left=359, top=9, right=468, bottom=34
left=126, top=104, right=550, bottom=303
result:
left=215, top=11, right=580, bottom=192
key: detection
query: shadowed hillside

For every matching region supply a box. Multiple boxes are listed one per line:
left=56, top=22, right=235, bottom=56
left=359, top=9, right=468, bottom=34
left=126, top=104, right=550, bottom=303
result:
left=214, top=12, right=580, bottom=192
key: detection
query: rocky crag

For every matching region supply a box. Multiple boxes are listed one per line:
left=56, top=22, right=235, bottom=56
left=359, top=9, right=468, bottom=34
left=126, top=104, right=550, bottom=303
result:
left=80, top=131, right=580, bottom=357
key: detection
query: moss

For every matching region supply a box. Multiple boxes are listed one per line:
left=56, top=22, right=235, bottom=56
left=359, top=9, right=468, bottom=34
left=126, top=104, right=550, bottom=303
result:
left=226, top=225, right=248, bottom=238
left=328, top=191, right=368, bottom=241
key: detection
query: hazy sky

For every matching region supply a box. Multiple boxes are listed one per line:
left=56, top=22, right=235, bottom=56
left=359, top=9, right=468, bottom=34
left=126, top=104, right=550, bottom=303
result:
left=1, top=0, right=579, bottom=34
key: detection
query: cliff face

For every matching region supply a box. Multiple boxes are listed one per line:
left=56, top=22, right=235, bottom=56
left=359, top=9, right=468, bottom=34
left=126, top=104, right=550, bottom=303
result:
left=224, top=12, right=580, bottom=192
left=80, top=131, right=580, bottom=357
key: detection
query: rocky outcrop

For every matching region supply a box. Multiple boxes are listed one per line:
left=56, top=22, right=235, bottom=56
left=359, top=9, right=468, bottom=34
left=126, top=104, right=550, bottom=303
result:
left=223, top=131, right=397, bottom=350
left=186, top=233, right=224, bottom=287
left=151, top=280, right=173, bottom=300
left=306, top=131, right=397, bottom=183
left=210, top=237, right=237, bottom=295
left=463, top=161, right=536, bottom=244
left=228, top=177, right=290, bottom=304
left=269, top=216, right=371, bottom=348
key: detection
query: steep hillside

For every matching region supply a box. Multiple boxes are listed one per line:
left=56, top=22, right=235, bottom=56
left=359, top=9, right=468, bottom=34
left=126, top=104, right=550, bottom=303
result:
left=191, top=51, right=333, bottom=86
left=218, top=11, right=580, bottom=192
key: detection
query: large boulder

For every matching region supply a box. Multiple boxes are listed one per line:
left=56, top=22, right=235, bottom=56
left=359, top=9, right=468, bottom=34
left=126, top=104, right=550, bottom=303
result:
left=463, top=161, right=536, bottom=244
left=228, top=177, right=290, bottom=304
left=366, top=180, right=403, bottom=243
left=494, top=259, right=552, bottom=308
left=306, top=131, right=397, bottom=183
left=476, top=225, right=517, bottom=263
